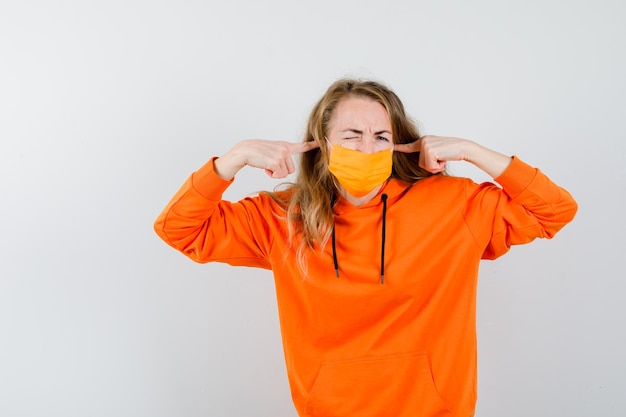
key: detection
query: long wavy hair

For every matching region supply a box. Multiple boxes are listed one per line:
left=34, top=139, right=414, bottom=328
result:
left=267, top=79, right=439, bottom=274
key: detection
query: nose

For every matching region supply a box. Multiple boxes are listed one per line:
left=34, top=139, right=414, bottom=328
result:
left=356, top=137, right=377, bottom=154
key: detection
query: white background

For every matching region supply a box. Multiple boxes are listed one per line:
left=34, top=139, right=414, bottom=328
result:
left=1, top=1, right=624, bottom=416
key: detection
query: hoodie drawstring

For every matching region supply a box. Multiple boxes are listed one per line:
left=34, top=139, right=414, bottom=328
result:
left=380, top=193, right=388, bottom=284
left=331, top=195, right=340, bottom=278
left=331, top=227, right=340, bottom=278
left=331, top=193, right=388, bottom=284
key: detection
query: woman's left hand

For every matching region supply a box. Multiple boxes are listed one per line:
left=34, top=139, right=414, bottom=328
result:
left=394, top=135, right=472, bottom=173
left=394, top=135, right=512, bottom=178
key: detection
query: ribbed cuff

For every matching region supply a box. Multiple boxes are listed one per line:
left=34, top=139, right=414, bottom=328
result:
left=191, top=157, right=234, bottom=201
left=493, top=156, right=538, bottom=199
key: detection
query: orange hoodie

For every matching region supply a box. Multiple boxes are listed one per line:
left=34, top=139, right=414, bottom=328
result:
left=154, top=156, right=577, bottom=417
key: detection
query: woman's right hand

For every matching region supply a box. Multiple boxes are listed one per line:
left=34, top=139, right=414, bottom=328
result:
left=214, top=139, right=319, bottom=180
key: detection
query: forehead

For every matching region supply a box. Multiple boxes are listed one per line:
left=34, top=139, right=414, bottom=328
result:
left=330, top=96, right=391, bottom=130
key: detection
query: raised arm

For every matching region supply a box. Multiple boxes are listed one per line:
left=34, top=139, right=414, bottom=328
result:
left=395, top=135, right=577, bottom=258
left=154, top=139, right=319, bottom=265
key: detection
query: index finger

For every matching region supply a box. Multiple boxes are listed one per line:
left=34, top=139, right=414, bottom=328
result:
left=394, top=139, right=421, bottom=153
left=289, top=140, right=320, bottom=154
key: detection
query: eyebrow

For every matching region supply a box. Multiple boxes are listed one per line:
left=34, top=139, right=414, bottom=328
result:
left=341, top=129, right=392, bottom=135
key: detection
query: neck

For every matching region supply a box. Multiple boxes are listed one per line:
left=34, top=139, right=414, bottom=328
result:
left=340, top=184, right=384, bottom=207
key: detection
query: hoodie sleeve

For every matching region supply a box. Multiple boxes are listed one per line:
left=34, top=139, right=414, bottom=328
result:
left=463, top=156, right=578, bottom=260
left=153, top=158, right=273, bottom=269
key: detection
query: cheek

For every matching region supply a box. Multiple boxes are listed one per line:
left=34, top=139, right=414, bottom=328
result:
left=376, top=142, right=394, bottom=152
left=339, top=141, right=360, bottom=151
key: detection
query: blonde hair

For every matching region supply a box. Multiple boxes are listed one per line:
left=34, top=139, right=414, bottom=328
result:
left=267, top=79, right=438, bottom=273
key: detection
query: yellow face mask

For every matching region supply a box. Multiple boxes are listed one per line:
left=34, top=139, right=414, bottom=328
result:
left=327, top=141, right=393, bottom=197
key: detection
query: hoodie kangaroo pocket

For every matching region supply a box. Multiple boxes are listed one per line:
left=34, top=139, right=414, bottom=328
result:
left=304, top=352, right=454, bottom=417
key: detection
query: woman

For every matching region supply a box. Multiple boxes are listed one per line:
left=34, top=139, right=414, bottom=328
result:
left=154, top=79, right=577, bottom=417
